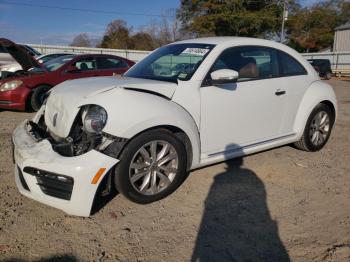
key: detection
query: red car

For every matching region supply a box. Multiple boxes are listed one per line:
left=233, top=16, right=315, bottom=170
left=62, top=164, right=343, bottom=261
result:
left=0, top=38, right=135, bottom=111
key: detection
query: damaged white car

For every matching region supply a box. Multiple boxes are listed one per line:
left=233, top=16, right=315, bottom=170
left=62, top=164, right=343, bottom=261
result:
left=12, top=37, right=337, bottom=216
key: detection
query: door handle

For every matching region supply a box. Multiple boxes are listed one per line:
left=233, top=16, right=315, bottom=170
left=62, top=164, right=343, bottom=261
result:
left=275, top=89, right=286, bottom=96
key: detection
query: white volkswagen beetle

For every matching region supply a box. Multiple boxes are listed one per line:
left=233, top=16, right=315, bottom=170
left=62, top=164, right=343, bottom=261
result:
left=12, top=37, right=337, bottom=216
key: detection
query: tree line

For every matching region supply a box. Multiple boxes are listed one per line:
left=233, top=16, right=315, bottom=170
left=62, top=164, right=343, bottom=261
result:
left=70, top=0, right=350, bottom=52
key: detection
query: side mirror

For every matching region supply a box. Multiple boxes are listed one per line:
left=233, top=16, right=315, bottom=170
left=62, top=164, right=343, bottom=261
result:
left=210, top=69, right=239, bottom=85
left=66, top=65, right=79, bottom=73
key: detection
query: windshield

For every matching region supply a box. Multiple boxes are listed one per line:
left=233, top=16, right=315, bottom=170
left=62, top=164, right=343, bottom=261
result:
left=44, top=55, right=75, bottom=72
left=125, top=43, right=215, bottom=83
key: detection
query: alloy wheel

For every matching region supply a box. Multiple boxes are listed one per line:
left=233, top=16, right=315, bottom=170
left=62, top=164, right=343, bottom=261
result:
left=129, top=140, right=179, bottom=195
left=309, top=111, right=330, bottom=146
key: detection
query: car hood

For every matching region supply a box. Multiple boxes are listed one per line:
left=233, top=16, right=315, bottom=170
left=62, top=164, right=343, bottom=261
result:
left=0, top=38, right=41, bottom=71
left=44, top=76, right=178, bottom=137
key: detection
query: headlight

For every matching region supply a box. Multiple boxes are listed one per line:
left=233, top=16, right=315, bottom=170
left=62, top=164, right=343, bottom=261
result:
left=0, top=80, right=23, bottom=92
left=82, top=105, right=108, bottom=134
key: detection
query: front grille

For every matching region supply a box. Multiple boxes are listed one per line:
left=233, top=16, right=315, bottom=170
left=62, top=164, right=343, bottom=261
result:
left=23, top=167, right=74, bottom=200
left=17, top=167, right=30, bottom=191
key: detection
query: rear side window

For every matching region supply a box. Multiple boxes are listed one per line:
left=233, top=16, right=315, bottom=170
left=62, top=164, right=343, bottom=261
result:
left=96, top=57, right=128, bottom=69
left=278, top=51, right=307, bottom=76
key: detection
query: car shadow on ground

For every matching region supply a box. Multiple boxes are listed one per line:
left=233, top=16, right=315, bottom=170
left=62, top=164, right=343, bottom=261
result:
left=191, top=144, right=290, bottom=261
left=90, top=170, right=119, bottom=215
left=2, top=254, right=77, bottom=262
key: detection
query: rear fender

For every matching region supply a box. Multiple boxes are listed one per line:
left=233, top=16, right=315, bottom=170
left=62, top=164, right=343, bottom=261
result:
left=293, top=80, right=337, bottom=139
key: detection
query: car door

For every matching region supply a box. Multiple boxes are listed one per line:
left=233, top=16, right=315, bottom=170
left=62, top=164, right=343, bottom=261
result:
left=95, top=56, right=130, bottom=76
left=276, top=50, right=312, bottom=134
left=64, top=56, right=98, bottom=80
left=200, top=46, right=288, bottom=156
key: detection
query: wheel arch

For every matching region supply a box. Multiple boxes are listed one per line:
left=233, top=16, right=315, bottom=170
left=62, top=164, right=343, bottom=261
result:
left=293, top=80, right=337, bottom=139
left=320, top=100, right=336, bottom=120
left=122, top=125, right=194, bottom=170
left=26, top=83, right=53, bottom=109
left=86, top=89, right=202, bottom=169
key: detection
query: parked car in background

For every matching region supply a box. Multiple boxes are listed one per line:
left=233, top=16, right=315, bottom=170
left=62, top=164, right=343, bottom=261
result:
left=12, top=37, right=337, bottom=216
left=308, top=59, right=333, bottom=79
left=0, top=38, right=135, bottom=111
left=0, top=43, right=41, bottom=66
left=21, top=44, right=41, bottom=57
left=0, top=53, right=74, bottom=73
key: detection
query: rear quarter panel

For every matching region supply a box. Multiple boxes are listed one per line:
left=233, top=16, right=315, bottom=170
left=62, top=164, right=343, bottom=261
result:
left=293, top=80, right=337, bottom=139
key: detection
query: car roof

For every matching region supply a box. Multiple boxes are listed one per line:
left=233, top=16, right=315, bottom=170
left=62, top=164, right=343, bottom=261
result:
left=172, top=36, right=299, bottom=54
left=172, top=37, right=319, bottom=80
left=71, top=53, right=127, bottom=59
left=174, top=36, right=282, bottom=46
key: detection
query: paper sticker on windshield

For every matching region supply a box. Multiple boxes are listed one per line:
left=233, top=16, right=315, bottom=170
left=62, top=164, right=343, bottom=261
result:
left=178, top=73, right=187, bottom=79
left=181, top=48, right=209, bottom=56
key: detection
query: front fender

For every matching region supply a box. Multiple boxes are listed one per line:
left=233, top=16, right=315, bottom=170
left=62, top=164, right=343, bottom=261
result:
left=293, top=80, right=337, bottom=139
left=81, top=88, right=201, bottom=168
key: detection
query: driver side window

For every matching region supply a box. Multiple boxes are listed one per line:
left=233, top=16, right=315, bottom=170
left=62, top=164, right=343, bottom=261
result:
left=210, top=46, right=279, bottom=82
left=73, top=57, right=96, bottom=71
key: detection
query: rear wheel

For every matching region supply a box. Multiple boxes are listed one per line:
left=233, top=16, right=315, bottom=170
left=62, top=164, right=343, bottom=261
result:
left=30, top=85, right=51, bottom=111
left=114, top=129, right=188, bottom=204
left=325, top=72, right=332, bottom=80
left=294, top=103, right=334, bottom=152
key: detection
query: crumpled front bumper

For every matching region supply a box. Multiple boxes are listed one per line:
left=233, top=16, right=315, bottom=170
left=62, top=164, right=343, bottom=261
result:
left=12, top=121, right=119, bottom=217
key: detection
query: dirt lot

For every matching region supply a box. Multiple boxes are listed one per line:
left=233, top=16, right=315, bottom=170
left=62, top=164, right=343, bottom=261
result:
left=0, top=80, right=349, bottom=262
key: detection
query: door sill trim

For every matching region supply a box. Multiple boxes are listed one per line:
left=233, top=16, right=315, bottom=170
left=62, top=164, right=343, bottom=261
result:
left=207, top=133, right=296, bottom=157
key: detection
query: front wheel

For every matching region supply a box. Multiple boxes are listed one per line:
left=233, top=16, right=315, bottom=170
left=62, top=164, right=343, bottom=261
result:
left=30, top=85, right=51, bottom=111
left=114, top=129, right=188, bottom=204
left=294, top=103, right=334, bottom=152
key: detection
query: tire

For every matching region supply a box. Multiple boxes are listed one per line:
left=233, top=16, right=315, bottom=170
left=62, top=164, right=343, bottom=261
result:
left=30, top=85, right=51, bottom=111
left=325, top=72, right=332, bottom=80
left=294, top=103, right=334, bottom=152
left=114, top=129, right=188, bottom=204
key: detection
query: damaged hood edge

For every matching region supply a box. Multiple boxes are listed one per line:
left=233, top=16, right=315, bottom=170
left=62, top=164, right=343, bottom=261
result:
left=44, top=76, right=178, bottom=138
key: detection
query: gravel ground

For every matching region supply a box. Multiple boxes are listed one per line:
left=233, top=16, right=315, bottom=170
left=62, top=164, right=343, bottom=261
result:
left=0, top=80, right=349, bottom=262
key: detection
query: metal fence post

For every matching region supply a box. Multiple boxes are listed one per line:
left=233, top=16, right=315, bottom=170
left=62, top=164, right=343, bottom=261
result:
left=336, top=53, right=339, bottom=70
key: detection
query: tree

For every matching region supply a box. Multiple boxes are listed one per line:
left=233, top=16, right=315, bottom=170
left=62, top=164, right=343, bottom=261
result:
left=142, top=11, right=181, bottom=47
left=70, top=33, right=91, bottom=47
left=100, top=19, right=133, bottom=49
left=129, top=32, right=156, bottom=50
left=287, top=0, right=350, bottom=52
left=177, top=0, right=285, bottom=38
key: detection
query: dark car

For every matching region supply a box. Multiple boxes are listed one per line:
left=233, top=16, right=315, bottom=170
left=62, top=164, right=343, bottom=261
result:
left=20, top=44, right=41, bottom=57
left=0, top=38, right=135, bottom=111
left=308, top=59, right=332, bottom=80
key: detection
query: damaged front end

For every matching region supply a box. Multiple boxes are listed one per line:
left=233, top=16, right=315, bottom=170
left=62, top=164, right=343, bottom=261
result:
left=29, top=104, right=128, bottom=159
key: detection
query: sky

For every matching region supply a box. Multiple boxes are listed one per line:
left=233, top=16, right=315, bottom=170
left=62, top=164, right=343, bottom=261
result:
left=0, top=0, right=322, bottom=46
